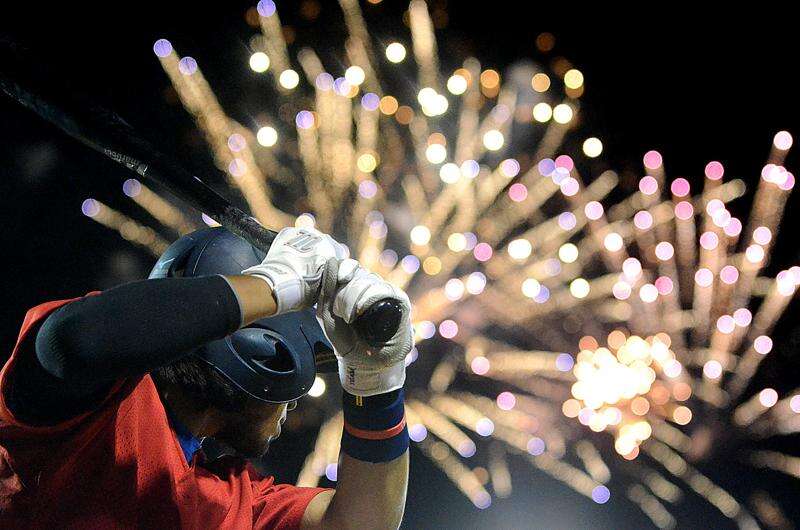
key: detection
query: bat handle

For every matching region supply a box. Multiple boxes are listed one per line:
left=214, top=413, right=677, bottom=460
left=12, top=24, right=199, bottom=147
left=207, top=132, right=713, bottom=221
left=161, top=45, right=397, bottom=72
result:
left=352, top=298, right=404, bottom=347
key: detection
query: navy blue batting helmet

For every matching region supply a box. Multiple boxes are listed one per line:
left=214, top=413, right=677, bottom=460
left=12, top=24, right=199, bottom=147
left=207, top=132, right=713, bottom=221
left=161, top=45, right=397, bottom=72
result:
left=149, top=227, right=335, bottom=403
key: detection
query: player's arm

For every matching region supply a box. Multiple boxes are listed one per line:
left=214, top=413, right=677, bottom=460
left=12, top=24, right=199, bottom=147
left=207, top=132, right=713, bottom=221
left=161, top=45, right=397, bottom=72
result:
left=226, top=227, right=411, bottom=528
left=300, top=397, right=410, bottom=530
left=244, top=247, right=414, bottom=530
left=305, top=257, right=413, bottom=529
left=7, top=274, right=275, bottom=424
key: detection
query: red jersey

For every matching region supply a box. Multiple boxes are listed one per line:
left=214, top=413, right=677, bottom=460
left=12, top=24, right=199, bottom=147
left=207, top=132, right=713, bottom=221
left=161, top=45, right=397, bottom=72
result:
left=0, top=295, right=329, bottom=529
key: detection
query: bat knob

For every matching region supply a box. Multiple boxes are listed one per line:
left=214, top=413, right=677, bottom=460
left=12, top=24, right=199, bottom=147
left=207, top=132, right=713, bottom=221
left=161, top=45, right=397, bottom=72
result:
left=353, top=298, right=403, bottom=347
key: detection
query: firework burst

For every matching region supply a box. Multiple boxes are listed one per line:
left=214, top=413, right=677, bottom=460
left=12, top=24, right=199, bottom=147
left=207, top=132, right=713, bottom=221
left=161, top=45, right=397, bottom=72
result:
left=81, top=2, right=798, bottom=527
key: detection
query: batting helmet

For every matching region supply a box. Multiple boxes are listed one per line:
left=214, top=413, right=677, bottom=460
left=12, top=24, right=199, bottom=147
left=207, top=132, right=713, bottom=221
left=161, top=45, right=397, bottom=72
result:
left=149, top=227, right=336, bottom=403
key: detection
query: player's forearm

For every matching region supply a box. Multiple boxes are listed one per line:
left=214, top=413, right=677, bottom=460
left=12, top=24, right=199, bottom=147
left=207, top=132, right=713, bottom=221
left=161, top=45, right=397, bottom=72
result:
left=303, top=388, right=410, bottom=529
left=326, top=452, right=409, bottom=530
left=221, top=274, right=277, bottom=324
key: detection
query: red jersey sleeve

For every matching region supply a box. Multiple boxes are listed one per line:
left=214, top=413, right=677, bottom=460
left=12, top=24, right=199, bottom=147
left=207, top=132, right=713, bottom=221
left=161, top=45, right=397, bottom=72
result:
left=252, top=479, right=330, bottom=530
left=0, top=292, right=110, bottom=431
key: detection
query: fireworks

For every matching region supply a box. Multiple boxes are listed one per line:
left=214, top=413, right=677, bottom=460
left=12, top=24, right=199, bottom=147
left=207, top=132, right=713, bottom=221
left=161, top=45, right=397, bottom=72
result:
left=81, top=2, right=798, bottom=527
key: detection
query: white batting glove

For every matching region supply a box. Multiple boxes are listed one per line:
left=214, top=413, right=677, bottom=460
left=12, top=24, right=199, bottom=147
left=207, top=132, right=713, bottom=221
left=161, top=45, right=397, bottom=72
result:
left=317, top=258, right=415, bottom=397
left=242, top=227, right=345, bottom=315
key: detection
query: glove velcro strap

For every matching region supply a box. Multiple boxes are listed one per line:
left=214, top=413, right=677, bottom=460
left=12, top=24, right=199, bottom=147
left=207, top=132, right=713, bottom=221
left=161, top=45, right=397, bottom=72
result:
left=339, top=361, right=406, bottom=397
left=341, top=389, right=409, bottom=463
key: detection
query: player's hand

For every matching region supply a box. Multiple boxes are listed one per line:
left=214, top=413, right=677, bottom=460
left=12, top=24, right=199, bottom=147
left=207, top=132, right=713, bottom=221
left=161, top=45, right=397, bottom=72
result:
left=317, top=257, right=414, bottom=396
left=242, top=227, right=345, bottom=315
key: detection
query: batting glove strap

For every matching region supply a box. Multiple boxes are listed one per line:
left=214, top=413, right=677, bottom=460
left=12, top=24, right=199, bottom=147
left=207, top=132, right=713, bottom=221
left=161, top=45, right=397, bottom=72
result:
left=338, top=359, right=406, bottom=397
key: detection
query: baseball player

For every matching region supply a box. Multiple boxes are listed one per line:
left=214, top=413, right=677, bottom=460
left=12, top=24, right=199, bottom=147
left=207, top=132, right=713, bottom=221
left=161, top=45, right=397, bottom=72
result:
left=0, top=226, right=414, bottom=529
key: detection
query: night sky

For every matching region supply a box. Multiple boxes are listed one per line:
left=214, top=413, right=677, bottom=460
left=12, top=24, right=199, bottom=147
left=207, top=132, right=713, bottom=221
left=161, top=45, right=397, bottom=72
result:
left=2, top=2, right=799, bottom=528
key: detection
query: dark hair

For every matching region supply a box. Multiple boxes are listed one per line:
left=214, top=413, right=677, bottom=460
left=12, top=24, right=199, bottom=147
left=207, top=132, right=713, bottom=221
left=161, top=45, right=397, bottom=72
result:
left=153, top=355, right=253, bottom=413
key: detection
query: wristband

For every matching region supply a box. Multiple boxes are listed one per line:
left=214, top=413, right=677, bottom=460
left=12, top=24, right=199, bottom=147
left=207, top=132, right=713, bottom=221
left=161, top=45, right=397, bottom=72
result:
left=341, top=388, right=409, bottom=463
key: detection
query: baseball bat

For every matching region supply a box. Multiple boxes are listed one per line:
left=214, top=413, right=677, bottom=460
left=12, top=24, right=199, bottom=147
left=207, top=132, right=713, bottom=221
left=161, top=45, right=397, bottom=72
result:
left=0, top=38, right=402, bottom=347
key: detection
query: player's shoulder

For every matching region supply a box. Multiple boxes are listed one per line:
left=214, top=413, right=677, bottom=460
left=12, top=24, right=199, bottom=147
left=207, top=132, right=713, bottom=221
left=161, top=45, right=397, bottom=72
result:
left=23, top=291, right=101, bottom=321
left=13, top=291, right=101, bottom=346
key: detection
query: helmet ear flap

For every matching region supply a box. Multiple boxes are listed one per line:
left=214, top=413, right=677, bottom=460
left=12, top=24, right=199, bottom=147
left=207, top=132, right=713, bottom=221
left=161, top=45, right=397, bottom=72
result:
left=196, top=326, right=315, bottom=403
left=235, top=330, right=296, bottom=374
